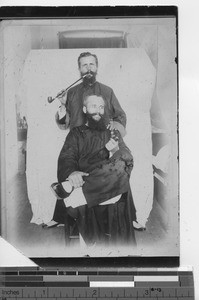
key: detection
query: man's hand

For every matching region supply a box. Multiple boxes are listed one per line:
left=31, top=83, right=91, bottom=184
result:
left=57, top=90, right=67, bottom=105
left=107, top=120, right=116, bottom=131
left=68, top=171, right=89, bottom=189
left=107, top=121, right=126, bottom=137
left=57, top=104, right=67, bottom=119
left=110, top=129, right=119, bottom=142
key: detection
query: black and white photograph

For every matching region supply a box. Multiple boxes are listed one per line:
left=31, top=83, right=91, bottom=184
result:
left=0, top=14, right=179, bottom=258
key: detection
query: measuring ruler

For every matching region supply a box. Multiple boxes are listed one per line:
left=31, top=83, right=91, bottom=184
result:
left=0, top=267, right=195, bottom=299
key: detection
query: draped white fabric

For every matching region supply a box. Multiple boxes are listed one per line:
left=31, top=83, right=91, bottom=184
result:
left=23, top=49, right=156, bottom=225
left=3, top=26, right=30, bottom=182
left=97, top=49, right=156, bottom=226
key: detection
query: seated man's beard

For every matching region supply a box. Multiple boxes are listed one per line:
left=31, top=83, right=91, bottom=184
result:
left=86, top=113, right=107, bottom=131
left=82, top=71, right=96, bottom=85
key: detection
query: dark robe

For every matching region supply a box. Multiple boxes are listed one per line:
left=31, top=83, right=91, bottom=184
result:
left=59, top=81, right=126, bottom=129
left=65, top=191, right=136, bottom=246
left=55, top=125, right=136, bottom=245
left=57, top=125, right=133, bottom=207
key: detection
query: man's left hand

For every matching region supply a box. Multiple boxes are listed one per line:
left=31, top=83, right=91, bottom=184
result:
left=107, top=121, right=126, bottom=137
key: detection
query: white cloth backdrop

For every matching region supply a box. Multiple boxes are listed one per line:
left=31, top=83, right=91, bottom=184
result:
left=23, top=49, right=156, bottom=225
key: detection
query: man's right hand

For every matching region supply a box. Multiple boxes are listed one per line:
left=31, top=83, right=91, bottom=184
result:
left=68, top=171, right=89, bottom=189
left=57, top=90, right=67, bottom=105
left=56, top=90, right=68, bottom=124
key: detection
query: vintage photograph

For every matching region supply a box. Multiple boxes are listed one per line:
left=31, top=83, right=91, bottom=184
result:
left=0, top=16, right=178, bottom=258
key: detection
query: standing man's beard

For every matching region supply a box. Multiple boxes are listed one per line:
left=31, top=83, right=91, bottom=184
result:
left=86, top=113, right=107, bottom=131
left=82, top=71, right=97, bottom=86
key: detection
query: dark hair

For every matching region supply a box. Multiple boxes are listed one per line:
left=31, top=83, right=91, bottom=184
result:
left=78, top=52, right=98, bottom=68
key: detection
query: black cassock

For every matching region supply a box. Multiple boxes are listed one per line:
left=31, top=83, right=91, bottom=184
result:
left=56, top=125, right=136, bottom=245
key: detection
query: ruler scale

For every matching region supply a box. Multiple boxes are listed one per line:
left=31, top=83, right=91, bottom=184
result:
left=0, top=268, right=195, bottom=300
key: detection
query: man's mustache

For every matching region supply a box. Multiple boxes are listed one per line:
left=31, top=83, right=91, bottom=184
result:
left=88, top=112, right=103, bottom=117
left=84, top=71, right=96, bottom=77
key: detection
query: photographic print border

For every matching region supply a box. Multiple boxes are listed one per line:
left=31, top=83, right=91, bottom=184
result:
left=0, top=5, right=179, bottom=268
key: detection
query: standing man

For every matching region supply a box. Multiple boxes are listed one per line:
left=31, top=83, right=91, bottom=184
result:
left=55, top=51, right=126, bottom=136
left=46, top=52, right=127, bottom=228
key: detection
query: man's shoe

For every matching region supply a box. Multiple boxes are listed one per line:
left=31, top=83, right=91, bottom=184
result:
left=133, top=221, right=146, bottom=231
left=42, top=220, right=59, bottom=228
left=51, top=181, right=73, bottom=199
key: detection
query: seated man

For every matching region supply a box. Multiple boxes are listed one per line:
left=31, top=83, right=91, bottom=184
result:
left=52, top=94, right=136, bottom=245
